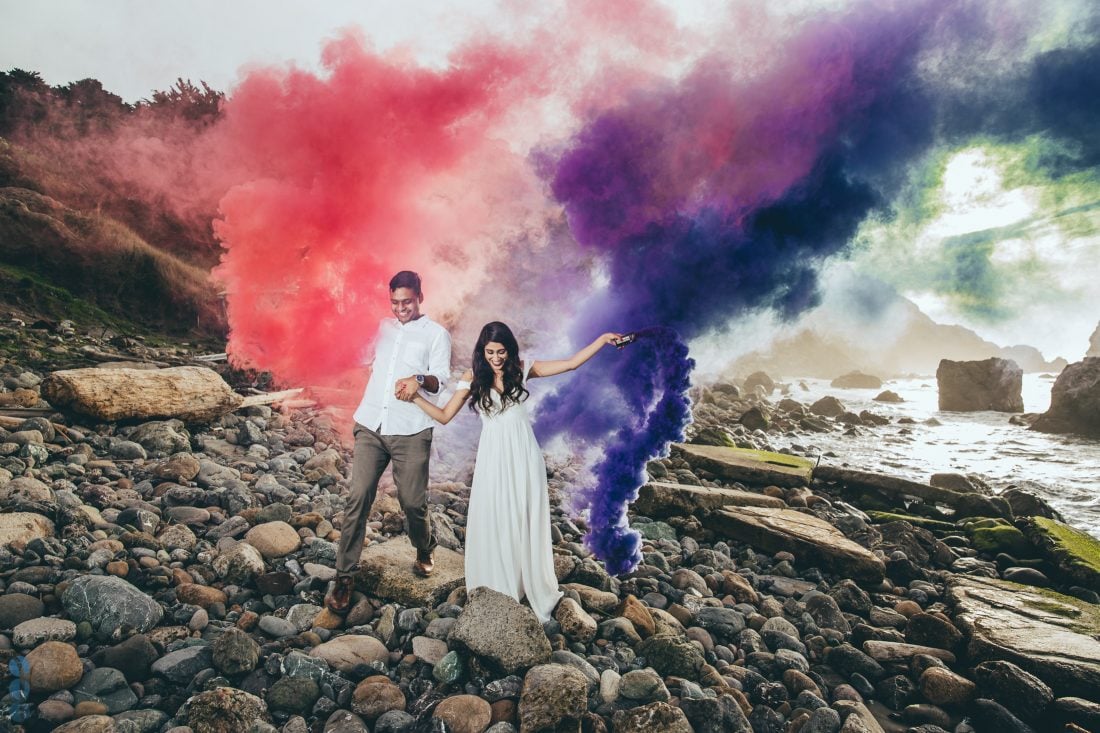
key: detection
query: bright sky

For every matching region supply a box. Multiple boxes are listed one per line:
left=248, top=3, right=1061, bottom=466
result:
left=0, top=1, right=509, bottom=101
left=0, top=0, right=749, bottom=101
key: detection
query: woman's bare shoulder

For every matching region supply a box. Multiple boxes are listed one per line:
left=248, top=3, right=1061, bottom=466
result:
left=460, top=369, right=473, bottom=382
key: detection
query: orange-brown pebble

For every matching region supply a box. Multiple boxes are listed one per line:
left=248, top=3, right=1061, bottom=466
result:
left=236, top=610, right=260, bottom=631
left=105, top=561, right=129, bottom=577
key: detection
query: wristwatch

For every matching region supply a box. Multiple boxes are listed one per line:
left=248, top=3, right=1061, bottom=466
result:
left=415, top=374, right=426, bottom=386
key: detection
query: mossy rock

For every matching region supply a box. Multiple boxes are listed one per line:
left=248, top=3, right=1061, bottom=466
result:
left=1021, top=517, right=1100, bottom=592
left=866, top=511, right=956, bottom=534
left=633, top=521, right=678, bottom=542
left=968, top=523, right=1035, bottom=558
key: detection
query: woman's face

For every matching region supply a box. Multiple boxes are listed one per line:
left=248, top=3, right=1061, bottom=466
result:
left=483, top=341, right=509, bottom=372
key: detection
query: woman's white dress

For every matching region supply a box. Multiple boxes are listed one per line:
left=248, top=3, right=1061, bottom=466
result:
left=457, top=370, right=563, bottom=623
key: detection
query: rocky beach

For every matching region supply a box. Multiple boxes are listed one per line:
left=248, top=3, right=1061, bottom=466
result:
left=2, top=318, right=1100, bottom=733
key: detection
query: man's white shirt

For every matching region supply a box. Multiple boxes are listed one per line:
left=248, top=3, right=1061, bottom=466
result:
left=352, top=316, right=451, bottom=435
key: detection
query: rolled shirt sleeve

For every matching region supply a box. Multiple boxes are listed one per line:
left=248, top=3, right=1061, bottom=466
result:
left=426, top=328, right=452, bottom=394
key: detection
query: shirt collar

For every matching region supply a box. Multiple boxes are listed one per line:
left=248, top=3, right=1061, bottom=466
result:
left=392, top=315, right=431, bottom=329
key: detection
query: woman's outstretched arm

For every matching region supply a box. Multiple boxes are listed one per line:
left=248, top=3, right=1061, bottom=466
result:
left=528, top=333, right=622, bottom=379
left=412, top=370, right=472, bottom=424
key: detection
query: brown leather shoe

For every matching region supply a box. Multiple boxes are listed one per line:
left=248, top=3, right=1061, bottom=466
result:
left=325, top=575, right=354, bottom=614
left=413, top=548, right=434, bottom=577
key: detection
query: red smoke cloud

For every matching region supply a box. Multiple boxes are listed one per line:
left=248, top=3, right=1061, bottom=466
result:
left=211, top=31, right=549, bottom=395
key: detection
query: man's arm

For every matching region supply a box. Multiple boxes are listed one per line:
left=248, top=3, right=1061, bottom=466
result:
left=395, top=328, right=452, bottom=400
left=421, top=328, right=451, bottom=394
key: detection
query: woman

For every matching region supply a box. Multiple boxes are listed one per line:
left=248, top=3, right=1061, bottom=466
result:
left=410, top=322, right=622, bottom=623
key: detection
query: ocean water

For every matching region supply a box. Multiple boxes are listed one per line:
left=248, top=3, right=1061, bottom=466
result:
left=777, top=374, right=1100, bottom=540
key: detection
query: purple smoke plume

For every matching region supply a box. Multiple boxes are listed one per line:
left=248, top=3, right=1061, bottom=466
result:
left=579, top=327, right=693, bottom=574
left=535, top=3, right=940, bottom=573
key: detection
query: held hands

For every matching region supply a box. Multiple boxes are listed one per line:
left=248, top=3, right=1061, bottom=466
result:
left=394, top=377, right=419, bottom=402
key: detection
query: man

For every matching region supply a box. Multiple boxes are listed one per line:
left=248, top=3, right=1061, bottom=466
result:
left=325, top=270, right=452, bottom=614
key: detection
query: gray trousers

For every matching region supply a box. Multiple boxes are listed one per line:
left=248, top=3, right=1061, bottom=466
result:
left=336, top=423, right=435, bottom=575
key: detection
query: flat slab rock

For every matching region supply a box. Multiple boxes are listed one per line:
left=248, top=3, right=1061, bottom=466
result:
left=355, top=536, right=464, bottom=608
left=633, top=481, right=785, bottom=519
left=706, top=506, right=885, bottom=583
left=948, top=575, right=1100, bottom=701
left=673, top=443, right=813, bottom=488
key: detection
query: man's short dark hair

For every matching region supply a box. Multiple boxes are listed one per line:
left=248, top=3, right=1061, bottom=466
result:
left=389, top=271, right=422, bottom=297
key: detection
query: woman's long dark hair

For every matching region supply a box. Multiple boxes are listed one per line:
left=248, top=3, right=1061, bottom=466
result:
left=469, top=321, right=529, bottom=414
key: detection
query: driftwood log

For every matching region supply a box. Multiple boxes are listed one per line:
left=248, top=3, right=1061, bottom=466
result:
left=42, top=366, right=243, bottom=422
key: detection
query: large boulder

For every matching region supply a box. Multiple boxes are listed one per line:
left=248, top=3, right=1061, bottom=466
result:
left=936, top=357, right=1023, bottom=412
left=355, top=536, right=465, bottom=607
left=1032, top=357, right=1100, bottom=437
left=61, top=575, right=164, bottom=642
left=519, top=664, right=589, bottom=733
left=450, top=587, right=552, bottom=675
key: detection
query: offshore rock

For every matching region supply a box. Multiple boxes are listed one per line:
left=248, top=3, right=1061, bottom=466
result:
left=936, top=357, right=1023, bottom=412
left=1032, top=357, right=1100, bottom=436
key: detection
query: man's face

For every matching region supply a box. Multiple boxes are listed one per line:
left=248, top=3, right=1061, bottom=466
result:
left=390, top=287, right=422, bottom=324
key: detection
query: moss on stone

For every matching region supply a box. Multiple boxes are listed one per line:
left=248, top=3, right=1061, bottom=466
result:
left=1027, top=597, right=1083, bottom=619
left=968, top=524, right=1035, bottom=558
left=1023, top=516, right=1100, bottom=591
left=730, top=447, right=815, bottom=472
